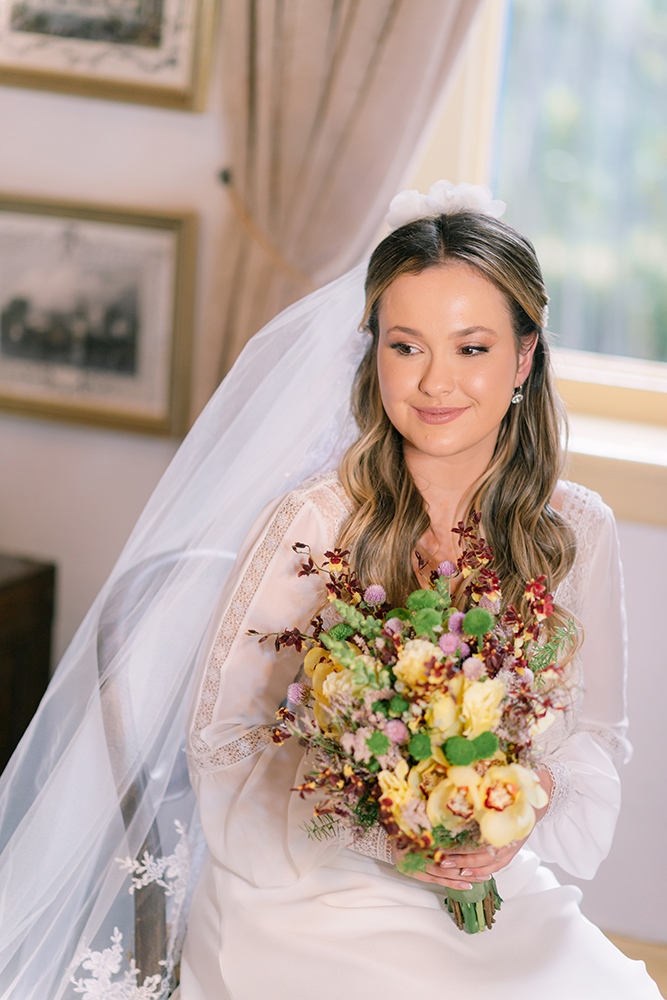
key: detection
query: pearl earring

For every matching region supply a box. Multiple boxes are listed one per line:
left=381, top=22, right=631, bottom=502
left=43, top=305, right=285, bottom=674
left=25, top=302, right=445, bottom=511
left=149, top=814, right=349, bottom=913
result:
left=511, top=385, right=524, bottom=404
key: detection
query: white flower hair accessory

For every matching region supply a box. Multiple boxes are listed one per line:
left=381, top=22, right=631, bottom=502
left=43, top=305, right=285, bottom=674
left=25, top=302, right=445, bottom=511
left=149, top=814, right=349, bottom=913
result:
left=385, top=179, right=506, bottom=231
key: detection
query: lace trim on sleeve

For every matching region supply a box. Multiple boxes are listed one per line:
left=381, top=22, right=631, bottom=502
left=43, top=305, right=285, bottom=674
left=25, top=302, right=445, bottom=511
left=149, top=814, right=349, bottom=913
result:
left=540, top=758, right=572, bottom=821
left=204, top=725, right=276, bottom=767
left=549, top=482, right=612, bottom=731
left=555, top=481, right=608, bottom=620
left=189, top=472, right=352, bottom=774
left=348, top=825, right=394, bottom=865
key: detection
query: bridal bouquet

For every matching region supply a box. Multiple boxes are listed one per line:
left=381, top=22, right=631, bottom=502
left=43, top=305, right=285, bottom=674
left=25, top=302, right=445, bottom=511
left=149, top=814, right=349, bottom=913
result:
left=250, top=514, right=575, bottom=934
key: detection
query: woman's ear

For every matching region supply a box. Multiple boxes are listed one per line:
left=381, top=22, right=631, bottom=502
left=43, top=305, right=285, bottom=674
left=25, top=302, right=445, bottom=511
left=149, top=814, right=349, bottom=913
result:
left=516, top=333, right=538, bottom=386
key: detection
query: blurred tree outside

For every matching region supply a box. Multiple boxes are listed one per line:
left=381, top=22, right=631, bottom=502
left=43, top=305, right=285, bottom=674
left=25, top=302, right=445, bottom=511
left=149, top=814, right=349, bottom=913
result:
left=495, top=0, right=667, bottom=361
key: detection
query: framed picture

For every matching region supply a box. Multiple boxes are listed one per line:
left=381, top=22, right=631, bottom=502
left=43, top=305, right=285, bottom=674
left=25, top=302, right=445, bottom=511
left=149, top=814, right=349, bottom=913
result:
left=0, top=195, right=196, bottom=435
left=0, top=0, right=217, bottom=109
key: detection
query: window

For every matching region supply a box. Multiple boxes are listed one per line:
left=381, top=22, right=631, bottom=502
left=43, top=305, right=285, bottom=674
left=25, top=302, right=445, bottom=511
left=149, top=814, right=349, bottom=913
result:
left=494, top=0, right=667, bottom=364
left=410, top=0, right=667, bottom=522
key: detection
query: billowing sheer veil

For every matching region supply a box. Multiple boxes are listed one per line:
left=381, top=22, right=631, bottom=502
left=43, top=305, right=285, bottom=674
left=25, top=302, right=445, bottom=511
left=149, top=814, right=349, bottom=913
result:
left=0, top=182, right=506, bottom=999
left=0, top=261, right=368, bottom=999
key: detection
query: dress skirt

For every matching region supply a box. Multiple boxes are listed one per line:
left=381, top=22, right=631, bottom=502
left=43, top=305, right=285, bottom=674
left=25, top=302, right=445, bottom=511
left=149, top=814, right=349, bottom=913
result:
left=180, top=846, right=661, bottom=1000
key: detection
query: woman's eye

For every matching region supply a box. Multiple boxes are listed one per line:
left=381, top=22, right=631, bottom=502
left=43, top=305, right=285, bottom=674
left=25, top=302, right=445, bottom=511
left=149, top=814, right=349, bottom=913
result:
left=390, top=342, right=419, bottom=356
left=459, top=344, right=489, bottom=356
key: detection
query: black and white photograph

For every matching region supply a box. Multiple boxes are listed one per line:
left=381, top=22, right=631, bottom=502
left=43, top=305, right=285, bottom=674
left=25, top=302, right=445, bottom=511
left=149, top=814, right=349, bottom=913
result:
left=0, top=197, right=195, bottom=432
left=0, top=0, right=217, bottom=107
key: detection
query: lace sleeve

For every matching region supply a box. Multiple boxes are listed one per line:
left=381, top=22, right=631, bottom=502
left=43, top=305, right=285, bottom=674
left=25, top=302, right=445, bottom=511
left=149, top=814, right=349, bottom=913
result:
left=348, top=826, right=395, bottom=865
left=528, top=483, right=629, bottom=877
left=184, top=474, right=354, bottom=886
left=540, top=758, right=573, bottom=821
left=187, top=471, right=353, bottom=775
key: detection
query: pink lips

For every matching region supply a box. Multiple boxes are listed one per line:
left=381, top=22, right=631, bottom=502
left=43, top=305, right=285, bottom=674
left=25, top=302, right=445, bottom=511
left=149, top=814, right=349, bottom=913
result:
left=413, top=406, right=469, bottom=425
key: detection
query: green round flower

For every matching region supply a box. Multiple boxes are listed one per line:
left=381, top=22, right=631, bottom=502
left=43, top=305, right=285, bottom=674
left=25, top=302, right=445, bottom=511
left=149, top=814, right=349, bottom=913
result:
left=366, top=730, right=391, bottom=757
left=462, top=607, right=494, bottom=638
left=408, top=732, right=432, bottom=761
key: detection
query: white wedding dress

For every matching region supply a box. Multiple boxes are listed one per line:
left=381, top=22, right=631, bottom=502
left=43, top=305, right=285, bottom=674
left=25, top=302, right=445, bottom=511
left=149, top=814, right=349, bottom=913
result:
left=179, top=471, right=660, bottom=999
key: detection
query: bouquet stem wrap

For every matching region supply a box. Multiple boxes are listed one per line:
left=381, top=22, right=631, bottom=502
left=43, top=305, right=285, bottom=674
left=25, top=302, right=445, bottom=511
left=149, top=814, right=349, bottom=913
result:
left=444, top=877, right=502, bottom=933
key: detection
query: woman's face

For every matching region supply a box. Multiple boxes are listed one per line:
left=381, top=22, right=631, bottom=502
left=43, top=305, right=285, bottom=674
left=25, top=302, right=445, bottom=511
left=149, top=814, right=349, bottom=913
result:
left=376, top=264, right=535, bottom=465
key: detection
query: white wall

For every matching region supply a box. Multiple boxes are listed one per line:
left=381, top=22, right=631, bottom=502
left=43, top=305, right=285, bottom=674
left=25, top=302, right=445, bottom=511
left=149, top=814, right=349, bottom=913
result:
left=0, top=412, right=177, bottom=660
left=0, top=42, right=233, bottom=660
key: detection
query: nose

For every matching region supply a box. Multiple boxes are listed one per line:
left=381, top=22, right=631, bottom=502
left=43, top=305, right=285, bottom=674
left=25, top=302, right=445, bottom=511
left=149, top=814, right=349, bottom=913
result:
left=418, top=354, right=455, bottom=398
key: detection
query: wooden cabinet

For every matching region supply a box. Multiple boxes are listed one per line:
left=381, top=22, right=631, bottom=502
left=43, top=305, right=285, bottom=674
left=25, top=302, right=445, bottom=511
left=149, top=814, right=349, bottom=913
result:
left=0, top=556, right=55, bottom=772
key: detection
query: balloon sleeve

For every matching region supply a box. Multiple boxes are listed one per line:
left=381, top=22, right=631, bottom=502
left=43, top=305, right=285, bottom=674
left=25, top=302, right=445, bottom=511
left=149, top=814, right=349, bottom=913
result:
left=529, top=499, right=631, bottom=879
left=186, top=475, right=351, bottom=886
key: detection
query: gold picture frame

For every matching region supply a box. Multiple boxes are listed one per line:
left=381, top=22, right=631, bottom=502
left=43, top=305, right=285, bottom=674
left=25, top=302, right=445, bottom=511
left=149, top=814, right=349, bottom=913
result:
left=0, top=194, right=196, bottom=435
left=0, top=0, right=218, bottom=110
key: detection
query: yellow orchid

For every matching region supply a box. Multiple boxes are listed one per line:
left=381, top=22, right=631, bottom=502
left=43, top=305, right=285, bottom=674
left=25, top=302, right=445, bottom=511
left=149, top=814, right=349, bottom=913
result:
left=378, top=758, right=411, bottom=799
left=304, top=640, right=360, bottom=678
left=475, top=764, right=548, bottom=848
left=426, top=766, right=481, bottom=832
left=529, top=709, right=556, bottom=737
left=378, top=759, right=421, bottom=836
left=460, top=677, right=506, bottom=740
left=305, top=647, right=350, bottom=732
left=303, top=645, right=330, bottom=678
left=312, top=657, right=342, bottom=696
left=313, top=700, right=332, bottom=732
left=424, top=692, right=461, bottom=740
left=407, top=758, right=447, bottom=798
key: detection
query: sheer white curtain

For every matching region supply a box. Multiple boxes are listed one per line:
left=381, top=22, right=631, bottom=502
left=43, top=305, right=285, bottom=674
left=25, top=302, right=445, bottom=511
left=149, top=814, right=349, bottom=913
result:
left=216, top=0, right=483, bottom=376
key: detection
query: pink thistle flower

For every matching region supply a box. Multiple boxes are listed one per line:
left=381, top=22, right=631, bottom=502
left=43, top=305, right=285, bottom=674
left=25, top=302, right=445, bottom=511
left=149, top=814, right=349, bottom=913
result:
left=462, top=657, right=484, bottom=681
left=384, top=617, right=404, bottom=635
left=459, top=642, right=470, bottom=658
left=364, top=584, right=386, bottom=605
left=287, top=682, right=308, bottom=705
left=437, top=560, right=458, bottom=578
left=448, top=611, right=464, bottom=634
left=385, top=719, right=409, bottom=744
left=438, top=633, right=460, bottom=656
left=479, top=594, right=501, bottom=614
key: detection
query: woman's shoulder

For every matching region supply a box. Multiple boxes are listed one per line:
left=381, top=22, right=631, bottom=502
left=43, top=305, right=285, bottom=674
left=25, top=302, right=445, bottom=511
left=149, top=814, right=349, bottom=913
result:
left=289, top=469, right=353, bottom=513
left=276, top=469, right=353, bottom=537
left=553, top=479, right=615, bottom=547
left=551, top=481, right=618, bottom=615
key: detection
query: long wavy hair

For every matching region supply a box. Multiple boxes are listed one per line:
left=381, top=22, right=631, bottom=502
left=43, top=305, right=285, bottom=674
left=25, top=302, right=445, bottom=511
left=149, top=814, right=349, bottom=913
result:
left=338, top=211, right=576, bottom=627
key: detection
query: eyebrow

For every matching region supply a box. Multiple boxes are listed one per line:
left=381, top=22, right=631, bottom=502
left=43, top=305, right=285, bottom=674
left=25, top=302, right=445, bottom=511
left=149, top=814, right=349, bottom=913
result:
left=386, top=325, right=498, bottom=339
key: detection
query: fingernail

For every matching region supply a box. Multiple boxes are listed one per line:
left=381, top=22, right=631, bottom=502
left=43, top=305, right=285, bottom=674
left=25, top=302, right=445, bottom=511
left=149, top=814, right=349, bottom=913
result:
left=459, top=882, right=472, bottom=890
left=460, top=868, right=474, bottom=876
left=439, top=860, right=457, bottom=868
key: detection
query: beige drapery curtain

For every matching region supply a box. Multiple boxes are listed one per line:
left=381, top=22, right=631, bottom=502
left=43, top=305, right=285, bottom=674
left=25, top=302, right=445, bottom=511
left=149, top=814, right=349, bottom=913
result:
left=217, top=0, right=483, bottom=378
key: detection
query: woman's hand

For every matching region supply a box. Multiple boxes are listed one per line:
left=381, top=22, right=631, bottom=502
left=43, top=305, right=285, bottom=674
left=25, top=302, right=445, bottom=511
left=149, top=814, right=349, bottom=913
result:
left=393, top=767, right=552, bottom=890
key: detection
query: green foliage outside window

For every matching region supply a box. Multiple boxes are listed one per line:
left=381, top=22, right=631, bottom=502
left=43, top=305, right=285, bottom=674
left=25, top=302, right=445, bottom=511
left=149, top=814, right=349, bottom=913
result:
left=495, top=0, right=667, bottom=361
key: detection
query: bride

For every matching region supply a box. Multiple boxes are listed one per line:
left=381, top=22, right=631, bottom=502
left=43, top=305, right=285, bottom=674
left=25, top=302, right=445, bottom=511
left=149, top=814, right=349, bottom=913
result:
left=179, top=193, right=659, bottom=998
left=0, top=183, right=660, bottom=999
